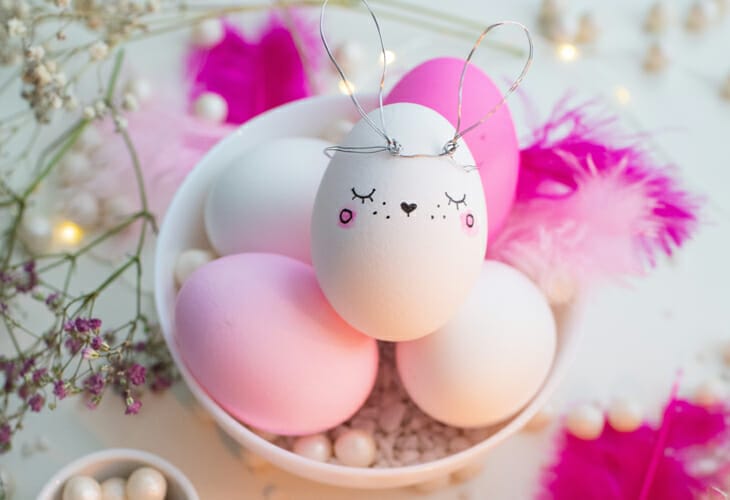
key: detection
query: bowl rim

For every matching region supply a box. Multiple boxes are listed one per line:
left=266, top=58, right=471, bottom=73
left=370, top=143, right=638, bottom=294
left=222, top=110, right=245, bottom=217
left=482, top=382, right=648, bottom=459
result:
left=153, top=93, right=583, bottom=488
left=36, top=447, right=199, bottom=499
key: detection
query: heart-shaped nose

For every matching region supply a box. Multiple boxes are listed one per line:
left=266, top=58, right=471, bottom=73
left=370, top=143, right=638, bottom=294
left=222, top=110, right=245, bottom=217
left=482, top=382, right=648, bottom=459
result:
left=400, top=202, right=417, bottom=216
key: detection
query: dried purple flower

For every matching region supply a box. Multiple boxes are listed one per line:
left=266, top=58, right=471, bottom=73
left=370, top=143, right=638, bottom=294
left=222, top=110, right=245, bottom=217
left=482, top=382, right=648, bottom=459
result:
left=88, top=318, right=102, bottom=331
left=126, top=364, right=146, bottom=386
left=32, top=368, right=47, bottom=384
left=19, top=358, right=35, bottom=376
left=125, top=397, right=142, bottom=415
left=0, top=424, right=11, bottom=447
left=74, top=317, right=89, bottom=333
left=90, top=336, right=103, bottom=350
left=84, top=373, right=105, bottom=396
left=53, top=380, right=67, bottom=400
left=63, top=320, right=75, bottom=332
left=81, top=347, right=98, bottom=360
left=28, top=394, right=44, bottom=412
left=45, top=292, right=61, bottom=309
left=64, top=336, right=82, bottom=355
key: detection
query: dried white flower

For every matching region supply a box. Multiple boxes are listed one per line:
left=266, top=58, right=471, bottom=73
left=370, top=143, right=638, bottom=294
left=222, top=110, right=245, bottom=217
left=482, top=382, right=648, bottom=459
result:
left=53, top=72, right=67, bottom=86
left=51, top=96, right=63, bottom=109
left=114, top=115, right=128, bottom=131
left=33, top=65, right=52, bottom=86
left=7, top=18, right=27, bottom=38
left=83, top=106, right=96, bottom=120
left=121, top=93, right=138, bottom=111
left=89, top=41, right=109, bottom=61
left=93, top=99, right=107, bottom=116
left=26, top=46, right=46, bottom=62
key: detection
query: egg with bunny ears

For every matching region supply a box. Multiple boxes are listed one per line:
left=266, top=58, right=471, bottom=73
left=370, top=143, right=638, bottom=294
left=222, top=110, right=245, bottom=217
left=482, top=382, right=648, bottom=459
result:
left=311, top=102, right=488, bottom=342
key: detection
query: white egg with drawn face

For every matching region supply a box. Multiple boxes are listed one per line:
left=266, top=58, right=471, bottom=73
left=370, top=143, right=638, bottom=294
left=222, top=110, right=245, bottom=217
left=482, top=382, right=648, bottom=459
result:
left=311, top=103, right=488, bottom=342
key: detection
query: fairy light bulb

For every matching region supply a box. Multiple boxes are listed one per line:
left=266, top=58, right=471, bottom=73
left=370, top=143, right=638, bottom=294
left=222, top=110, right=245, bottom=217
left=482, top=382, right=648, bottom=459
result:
left=614, top=85, right=631, bottom=105
left=379, top=49, right=396, bottom=65
left=338, top=79, right=356, bottom=95
left=556, top=43, right=578, bottom=61
left=54, top=220, right=83, bottom=247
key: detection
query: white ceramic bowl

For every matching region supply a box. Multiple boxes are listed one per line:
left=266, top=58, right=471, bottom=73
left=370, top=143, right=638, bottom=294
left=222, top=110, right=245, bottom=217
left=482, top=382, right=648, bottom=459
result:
left=37, top=448, right=199, bottom=499
left=154, top=94, right=583, bottom=489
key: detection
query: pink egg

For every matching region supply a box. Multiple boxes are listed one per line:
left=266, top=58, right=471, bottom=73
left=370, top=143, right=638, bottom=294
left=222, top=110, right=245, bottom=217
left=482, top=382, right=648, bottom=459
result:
left=385, top=57, right=520, bottom=243
left=175, top=253, right=379, bottom=436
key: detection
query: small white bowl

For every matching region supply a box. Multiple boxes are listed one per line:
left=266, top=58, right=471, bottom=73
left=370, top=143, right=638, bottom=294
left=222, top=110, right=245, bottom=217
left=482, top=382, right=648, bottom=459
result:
left=154, top=94, right=583, bottom=489
left=37, top=448, right=199, bottom=500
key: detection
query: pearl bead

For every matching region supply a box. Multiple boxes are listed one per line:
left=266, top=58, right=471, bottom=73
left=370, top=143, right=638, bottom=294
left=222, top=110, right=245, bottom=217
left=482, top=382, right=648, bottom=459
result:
left=686, top=1, right=710, bottom=32
left=565, top=403, right=605, bottom=440
left=575, top=12, right=599, bottom=44
left=645, top=2, right=670, bottom=34
left=100, top=477, right=126, bottom=500
left=694, top=378, right=726, bottom=407
left=191, top=18, right=224, bottom=48
left=524, top=403, right=556, bottom=432
left=19, top=212, right=52, bottom=254
left=125, top=78, right=152, bottom=103
left=100, top=195, right=136, bottom=229
left=643, top=42, right=669, bottom=73
left=194, top=92, right=228, bottom=124
left=607, top=398, right=643, bottom=432
left=174, top=249, right=215, bottom=287
left=126, top=467, right=166, bottom=500
left=62, top=475, right=102, bottom=500
left=334, top=429, right=377, bottom=467
left=59, top=152, right=93, bottom=185
left=64, top=191, right=101, bottom=228
left=293, top=434, right=332, bottom=462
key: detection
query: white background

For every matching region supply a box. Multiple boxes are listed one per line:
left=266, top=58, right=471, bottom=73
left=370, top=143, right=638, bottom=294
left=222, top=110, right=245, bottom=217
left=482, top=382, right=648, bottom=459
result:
left=3, top=0, right=730, bottom=498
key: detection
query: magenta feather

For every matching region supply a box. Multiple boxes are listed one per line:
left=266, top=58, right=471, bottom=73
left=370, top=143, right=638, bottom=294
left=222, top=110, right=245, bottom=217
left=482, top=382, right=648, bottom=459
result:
left=489, top=100, right=701, bottom=299
left=539, top=398, right=730, bottom=500
left=186, top=15, right=320, bottom=124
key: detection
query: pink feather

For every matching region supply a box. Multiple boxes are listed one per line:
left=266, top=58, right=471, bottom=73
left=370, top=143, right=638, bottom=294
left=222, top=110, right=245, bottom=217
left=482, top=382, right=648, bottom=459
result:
left=186, top=15, right=321, bottom=124
left=539, top=397, right=730, bottom=500
left=489, top=100, right=700, bottom=298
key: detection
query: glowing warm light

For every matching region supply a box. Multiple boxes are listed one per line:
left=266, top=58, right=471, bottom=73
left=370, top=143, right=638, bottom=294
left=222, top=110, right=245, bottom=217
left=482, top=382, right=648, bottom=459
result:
left=54, top=220, right=83, bottom=246
left=338, top=79, right=356, bottom=95
left=556, top=43, right=578, bottom=62
left=379, top=50, right=396, bottom=66
left=614, top=85, right=631, bottom=105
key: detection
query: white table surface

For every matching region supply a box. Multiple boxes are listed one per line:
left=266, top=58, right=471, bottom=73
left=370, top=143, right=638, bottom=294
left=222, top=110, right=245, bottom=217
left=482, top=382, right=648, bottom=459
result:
left=3, top=0, right=730, bottom=498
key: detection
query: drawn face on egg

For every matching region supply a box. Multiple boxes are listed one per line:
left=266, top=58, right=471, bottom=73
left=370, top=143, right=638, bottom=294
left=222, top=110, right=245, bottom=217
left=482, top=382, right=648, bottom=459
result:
left=311, top=103, right=488, bottom=342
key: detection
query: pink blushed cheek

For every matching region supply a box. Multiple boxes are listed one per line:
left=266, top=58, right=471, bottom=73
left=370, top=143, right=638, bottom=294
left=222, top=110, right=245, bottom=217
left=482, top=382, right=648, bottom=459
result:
left=461, top=211, right=478, bottom=236
left=338, top=206, right=357, bottom=229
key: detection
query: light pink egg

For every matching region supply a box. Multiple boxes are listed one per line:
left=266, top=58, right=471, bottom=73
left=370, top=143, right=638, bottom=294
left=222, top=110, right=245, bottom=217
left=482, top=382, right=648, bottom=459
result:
left=385, top=57, right=520, bottom=243
left=175, top=253, right=379, bottom=436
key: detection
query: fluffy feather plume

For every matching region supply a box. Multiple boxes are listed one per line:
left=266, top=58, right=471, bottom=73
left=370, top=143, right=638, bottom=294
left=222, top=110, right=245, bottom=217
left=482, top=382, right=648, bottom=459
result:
left=488, top=100, right=700, bottom=303
left=539, top=397, right=730, bottom=500
left=186, top=15, right=321, bottom=124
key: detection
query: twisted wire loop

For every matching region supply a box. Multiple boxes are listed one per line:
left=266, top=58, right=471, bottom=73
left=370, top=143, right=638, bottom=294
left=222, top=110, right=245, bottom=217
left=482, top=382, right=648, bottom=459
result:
left=319, top=1, right=533, bottom=166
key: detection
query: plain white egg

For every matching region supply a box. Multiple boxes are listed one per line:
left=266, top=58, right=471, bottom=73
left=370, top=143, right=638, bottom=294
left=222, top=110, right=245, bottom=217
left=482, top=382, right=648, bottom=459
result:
left=62, top=475, right=101, bottom=500
left=205, top=137, right=332, bottom=263
left=99, top=477, right=126, bottom=500
left=311, top=103, right=487, bottom=341
left=396, top=260, right=556, bottom=427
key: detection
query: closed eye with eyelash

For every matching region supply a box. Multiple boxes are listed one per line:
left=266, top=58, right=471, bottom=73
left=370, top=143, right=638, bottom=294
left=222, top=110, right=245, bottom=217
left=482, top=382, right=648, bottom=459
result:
left=351, top=187, right=376, bottom=203
left=445, top=192, right=467, bottom=210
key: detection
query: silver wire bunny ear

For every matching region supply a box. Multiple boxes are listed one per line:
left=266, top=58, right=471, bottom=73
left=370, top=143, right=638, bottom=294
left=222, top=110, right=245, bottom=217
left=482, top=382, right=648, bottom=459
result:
left=320, top=0, right=533, bottom=162
left=447, top=21, right=534, bottom=152
left=320, top=0, right=402, bottom=155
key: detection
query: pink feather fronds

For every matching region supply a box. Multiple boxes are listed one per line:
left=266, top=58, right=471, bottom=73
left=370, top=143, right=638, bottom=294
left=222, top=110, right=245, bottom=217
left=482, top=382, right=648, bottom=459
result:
left=489, top=100, right=701, bottom=301
left=186, top=14, right=321, bottom=125
left=539, top=398, right=730, bottom=500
